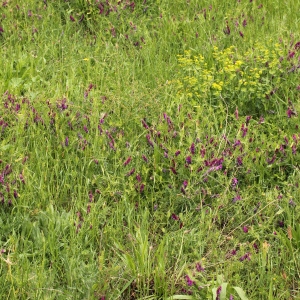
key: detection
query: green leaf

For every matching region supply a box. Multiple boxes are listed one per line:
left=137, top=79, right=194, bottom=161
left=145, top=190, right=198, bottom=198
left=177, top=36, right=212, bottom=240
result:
left=233, top=286, right=249, bottom=300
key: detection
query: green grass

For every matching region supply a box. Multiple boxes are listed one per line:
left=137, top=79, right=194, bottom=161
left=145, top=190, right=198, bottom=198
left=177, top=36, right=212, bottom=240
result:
left=1, top=0, right=300, bottom=299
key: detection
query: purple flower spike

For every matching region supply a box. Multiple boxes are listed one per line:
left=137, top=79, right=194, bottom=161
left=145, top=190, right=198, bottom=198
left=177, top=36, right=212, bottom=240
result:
left=139, top=183, right=145, bottom=193
left=216, top=286, right=222, bottom=300
left=183, top=180, right=188, bottom=188
left=141, top=119, right=149, bottom=129
left=126, top=168, right=135, bottom=177
left=185, top=275, right=194, bottom=286
left=142, top=155, right=148, bottom=163
left=65, top=137, right=69, bottom=146
left=229, top=295, right=234, bottom=300
left=186, top=156, right=192, bottom=164
left=123, top=156, right=132, bottom=166
left=190, top=143, right=195, bottom=155
left=70, top=15, right=75, bottom=22
left=239, top=252, right=251, bottom=261
left=243, top=226, right=248, bottom=233
left=287, top=107, right=295, bottom=118
left=196, top=262, right=204, bottom=272
left=175, top=150, right=181, bottom=156
left=232, top=178, right=238, bottom=188
left=171, top=213, right=179, bottom=221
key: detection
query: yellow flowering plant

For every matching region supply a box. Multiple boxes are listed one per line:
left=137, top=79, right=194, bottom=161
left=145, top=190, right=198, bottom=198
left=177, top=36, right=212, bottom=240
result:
left=172, top=41, right=292, bottom=116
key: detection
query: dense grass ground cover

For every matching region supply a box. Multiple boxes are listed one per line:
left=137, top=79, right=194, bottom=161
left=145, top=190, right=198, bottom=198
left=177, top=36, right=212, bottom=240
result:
left=1, top=0, right=300, bottom=299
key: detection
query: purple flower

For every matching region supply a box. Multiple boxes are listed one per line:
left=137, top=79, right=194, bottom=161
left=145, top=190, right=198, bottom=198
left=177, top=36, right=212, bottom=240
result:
left=239, top=31, right=244, bottom=38
left=186, top=156, right=192, bottom=164
left=175, top=150, right=181, bottom=156
left=139, top=184, right=145, bottom=193
left=232, top=194, right=241, bottom=203
left=126, top=168, right=135, bottom=177
left=216, top=286, right=222, bottom=300
left=190, top=143, right=195, bottom=155
left=87, top=204, right=91, bottom=214
left=170, top=167, right=177, bottom=175
left=123, top=156, right=132, bottom=166
left=185, top=275, right=194, bottom=286
left=141, top=119, right=149, bottom=129
left=287, top=107, right=295, bottom=118
left=237, top=156, right=243, bottom=166
left=70, top=15, right=75, bottom=22
left=83, top=125, right=88, bottom=133
left=239, top=252, right=251, bottom=261
left=142, top=155, right=148, bottom=163
left=196, top=262, right=204, bottom=272
left=232, top=177, right=238, bottom=187
left=224, top=24, right=231, bottom=35
left=146, top=134, right=154, bottom=147
left=289, top=199, right=296, bottom=207
left=171, top=213, right=179, bottom=221
left=229, top=295, right=234, bottom=300
left=183, top=180, right=188, bottom=188
left=65, top=137, right=69, bottom=146
left=136, top=174, right=141, bottom=182
left=242, top=226, right=248, bottom=233
left=241, top=124, right=248, bottom=137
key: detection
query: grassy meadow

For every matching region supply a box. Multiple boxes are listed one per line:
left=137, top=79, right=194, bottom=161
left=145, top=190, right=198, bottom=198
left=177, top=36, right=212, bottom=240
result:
left=1, top=0, right=300, bottom=299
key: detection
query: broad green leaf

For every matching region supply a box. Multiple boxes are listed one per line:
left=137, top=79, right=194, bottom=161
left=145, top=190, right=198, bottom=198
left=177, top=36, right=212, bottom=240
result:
left=233, top=286, right=249, bottom=300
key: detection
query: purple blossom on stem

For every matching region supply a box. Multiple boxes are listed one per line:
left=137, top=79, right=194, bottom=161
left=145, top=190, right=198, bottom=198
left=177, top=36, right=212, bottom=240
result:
left=241, top=124, right=248, bottom=137
left=136, top=174, right=141, bottom=182
left=243, top=226, right=248, bottom=233
left=239, top=252, right=251, bottom=261
left=142, top=155, right=148, bottom=163
left=175, top=150, right=181, bottom=156
left=196, top=262, right=205, bottom=272
left=216, top=286, right=222, bottom=300
left=287, top=107, right=296, bottom=118
left=229, top=295, right=234, bottom=300
left=185, top=275, right=194, bottom=286
left=109, top=141, right=116, bottom=151
left=123, top=156, right=132, bottom=166
left=139, top=184, right=145, bottom=193
left=232, top=194, right=241, bottom=203
left=141, top=119, right=149, bottom=129
left=19, top=174, right=25, bottom=184
left=232, top=177, right=238, bottom=187
left=190, top=143, right=195, bottom=155
left=70, top=15, right=75, bottom=22
left=186, top=156, right=192, bottom=164
left=146, top=134, right=154, bottom=147
left=170, top=167, right=177, bottom=175
left=183, top=180, right=188, bottom=189
left=237, top=156, right=243, bottom=166
left=126, top=168, right=135, bottom=177
left=171, top=213, right=179, bottom=220
left=65, top=137, right=69, bottom=146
